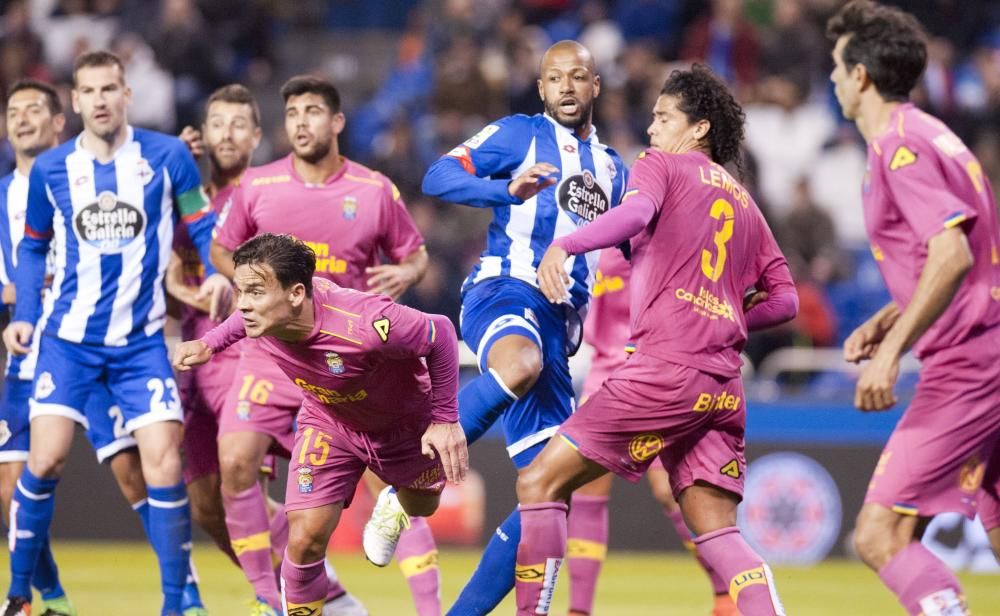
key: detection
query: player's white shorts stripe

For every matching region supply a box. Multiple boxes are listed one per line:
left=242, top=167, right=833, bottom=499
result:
left=148, top=496, right=190, bottom=509
left=95, top=436, right=138, bottom=464
left=476, top=315, right=542, bottom=372
left=0, top=451, right=29, bottom=463
left=507, top=425, right=559, bottom=458
left=123, top=409, right=183, bottom=435
left=29, top=400, right=89, bottom=429
left=16, top=479, right=53, bottom=500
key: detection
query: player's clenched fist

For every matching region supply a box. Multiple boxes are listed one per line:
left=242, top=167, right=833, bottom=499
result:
left=3, top=321, right=34, bottom=356
left=420, top=422, right=469, bottom=484
left=537, top=244, right=571, bottom=303
left=173, top=339, right=214, bottom=372
left=507, top=162, right=559, bottom=201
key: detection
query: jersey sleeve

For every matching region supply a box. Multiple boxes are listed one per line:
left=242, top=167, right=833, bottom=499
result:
left=751, top=214, right=795, bottom=294
left=879, top=135, right=978, bottom=243
left=364, top=295, right=436, bottom=359
left=167, top=139, right=218, bottom=276
left=623, top=150, right=673, bottom=214
left=421, top=115, right=535, bottom=207
left=14, top=162, right=55, bottom=324
left=378, top=179, right=425, bottom=262
left=213, top=183, right=255, bottom=251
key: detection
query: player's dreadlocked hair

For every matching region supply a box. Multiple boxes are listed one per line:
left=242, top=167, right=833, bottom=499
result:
left=826, top=0, right=927, bottom=102
left=661, top=64, right=745, bottom=177
left=233, top=233, right=316, bottom=296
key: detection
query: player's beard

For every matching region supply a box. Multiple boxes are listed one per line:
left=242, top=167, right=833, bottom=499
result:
left=295, top=136, right=333, bottom=165
left=544, top=97, right=594, bottom=132
left=209, top=148, right=250, bottom=179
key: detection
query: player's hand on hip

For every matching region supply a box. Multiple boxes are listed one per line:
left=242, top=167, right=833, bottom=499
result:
left=178, top=126, right=204, bottom=159
left=854, top=349, right=900, bottom=412
left=843, top=323, right=882, bottom=363
left=197, top=273, right=234, bottom=321
left=508, top=163, right=559, bottom=201
left=3, top=321, right=34, bottom=356
left=743, top=289, right=768, bottom=312
left=421, top=422, right=469, bottom=484
left=366, top=264, right=413, bottom=300
left=172, top=339, right=214, bottom=371
left=537, top=245, right=571, bottom=303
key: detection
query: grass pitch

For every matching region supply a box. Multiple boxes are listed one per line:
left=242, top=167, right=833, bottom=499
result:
left=1, top=542, right=998, bottom=615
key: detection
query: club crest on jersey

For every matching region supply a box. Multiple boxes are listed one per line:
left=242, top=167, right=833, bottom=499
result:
left=236, top=400, right=251, bottom=421
left=35, top=372, right=55, bottom=400
left=342, top=196, right=358, bottom=220
left=0, top=420, right=10, bottom=446
left=325, top=352, right=345, bottom=374
left=74, top=190, right=146, bottom=252
left=135, top=158, right=154, bottom=185
left=297, top=466, right=314, bottom=493
left=557, top=169, right=609, bottom=223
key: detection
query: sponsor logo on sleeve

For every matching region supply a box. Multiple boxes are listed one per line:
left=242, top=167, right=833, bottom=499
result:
left=889, top=145, right=918, bottom=171
left=463, top=125, right=500, bottom=149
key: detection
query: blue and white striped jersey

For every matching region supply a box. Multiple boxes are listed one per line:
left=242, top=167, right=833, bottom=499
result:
left=423, top=113, right=628, bottom=310
left=14, top=126, right=217, bottom=347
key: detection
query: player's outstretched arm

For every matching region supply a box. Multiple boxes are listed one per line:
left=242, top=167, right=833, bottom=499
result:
left=172, top=339, right=214, bottom=372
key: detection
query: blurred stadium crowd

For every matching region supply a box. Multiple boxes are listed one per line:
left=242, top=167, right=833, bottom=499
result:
left=3, top=0, right=999, bottom=371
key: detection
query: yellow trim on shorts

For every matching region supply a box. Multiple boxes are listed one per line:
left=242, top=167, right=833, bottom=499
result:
left=891, top=504, right=919, bottom=516
left=559, top=434, right=579, bottom=451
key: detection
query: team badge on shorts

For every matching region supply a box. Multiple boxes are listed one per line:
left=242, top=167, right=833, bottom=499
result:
left=34, top=372, right=56, bottom=400
left=342, top=196, right=358, bottom=220
left=325, top=352, right=345, bottom=375
left=628, top=433, right=664, bottom=463
left=236, top=400, right=251, bottom=421
left=297, top=466, right=314, bottom=494
left=0, top=420, right=10, bottom=446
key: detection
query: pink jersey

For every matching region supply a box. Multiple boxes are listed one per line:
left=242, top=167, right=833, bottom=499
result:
left=624, top=150, right=791, bottom=377
left=204, top=278, right=458, bottom=433
left=174, top=183, right=240, bottom=385
left=582, top=248, right=632, bottom=397
left=214, top=155, right=425, bottom=290
left=863, top=103, right=1000, bottom=358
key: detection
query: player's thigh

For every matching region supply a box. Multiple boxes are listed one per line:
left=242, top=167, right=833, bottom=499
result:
left=396, top=488, right=442, bottom=518
left=575, top=473, right=613, bottom=498
left=105, top=335, right=183, bottom=433
left=516, top=435, right=607, bottom=504
left=29, top=335, right=102, bottom=428
left=286, top=502, right=344, bottom=564
left=647, top=461, right=676, bottom=510
left=368, top=421, right=448, bottom=509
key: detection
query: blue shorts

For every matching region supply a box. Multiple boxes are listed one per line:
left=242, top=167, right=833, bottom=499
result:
left=29, top=333, right=181, bottom=436
left=461, top=277, right=576, bottom=469
left=1, top=376, right=135, bottom=464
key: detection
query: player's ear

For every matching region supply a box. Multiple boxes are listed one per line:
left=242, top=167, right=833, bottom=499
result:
left=331, top=112, right=346, bottom=136
left=252, top=125, right=263, bottom=149
left=53, top=113, right=67, bottom=136
left=694, top=118, right=710, bottom=142
left=537, top=77, right=544, bottom=101
left=288, top=282, right=307, bottom=307
left=592, top=74, right=601, bottom=99
left=852, top=63, right=870, bottom=92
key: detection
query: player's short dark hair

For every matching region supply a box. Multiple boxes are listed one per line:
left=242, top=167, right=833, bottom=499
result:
left=72, top=50, right=126, bottom=86
left=826, top=0, right=927, bottom=101
left=661, top=64, right=745, bottom=172
left=7, top=79, right=62, bottom=115
left=206, top=84, right=261, bottom=127
left=233, top=233, right=316, bottom=296
left=280, top=75, right=341, bottom=113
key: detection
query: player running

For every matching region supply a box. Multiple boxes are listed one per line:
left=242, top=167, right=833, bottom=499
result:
left=1, top=51, right=230, bottom=616
left=827, top=2, right=1000, bottom=613
left=522, top=64, right=797, bottom=616
left=209, top=76, right=429, bottom=615
left=174, top=233, right=468, bottom=616
left=566, top=247, right=737, bottom=616
left=422, top=40, right=627, bottom=614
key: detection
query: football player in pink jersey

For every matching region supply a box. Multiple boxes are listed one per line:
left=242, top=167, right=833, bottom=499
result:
left=828, top=2, right=1000, bottom=614
left=173, top=233, right=467, bottom=616
left=208, top=76, right=432, bottom=615
left=519, top=65, right=798, bottom=616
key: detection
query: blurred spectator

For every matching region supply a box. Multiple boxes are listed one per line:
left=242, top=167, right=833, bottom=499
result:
left=807, top=126, right=868, bottom=246
left=38, top=0, right=119, bottom=79
left=680, top=0, right=760, bottom=90
left=113, top=33, right=175, bottom=132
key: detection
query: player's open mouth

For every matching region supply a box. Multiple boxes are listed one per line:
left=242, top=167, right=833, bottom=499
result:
left=559, top=99, right=579, bottom=114
left=15, top=128, right=35, bottom=139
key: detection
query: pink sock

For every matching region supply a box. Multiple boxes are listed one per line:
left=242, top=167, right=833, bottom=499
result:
left=665, top=508, right=728, bottom=596
left=694, top=527, right=784, bottom=615
left=567, top=494, right=609, bottom=615
left=281, top=557, right=327, bottom=614
left=224, top=485, right=280, bottom=608
left=396, top=516, right=441, bottom=616
left=878, top=542, right=969, bottom=615
left=516, top=502, right=569, bottom=616
left=270, top=503, right=289, bottom=577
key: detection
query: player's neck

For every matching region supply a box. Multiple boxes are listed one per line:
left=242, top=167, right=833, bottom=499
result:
left=209, top=167, right=243, bottom=196
left=80, top=126, right=129, bottom=163
left=292, top=151, right=343, bottom=185
left=573, top=119, right=594, bottom=141
left=14, top=151, right=38, bottom=178
left=272, top=298, right=315, bottom=343
left=857, top=97, right=903, bottom=143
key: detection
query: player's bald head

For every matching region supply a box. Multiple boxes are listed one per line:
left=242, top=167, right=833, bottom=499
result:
left=540, top=40, right=596, bottom=74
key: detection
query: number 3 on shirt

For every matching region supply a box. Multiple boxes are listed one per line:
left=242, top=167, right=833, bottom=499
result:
left=701, top=198, right=735, bottom=282
left=298, top=427, right=332, bottom=466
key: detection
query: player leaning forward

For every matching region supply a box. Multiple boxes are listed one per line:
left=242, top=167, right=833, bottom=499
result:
left=521, top=64, right=798, bottom=616
left=174, top=233, right=468, bottom=615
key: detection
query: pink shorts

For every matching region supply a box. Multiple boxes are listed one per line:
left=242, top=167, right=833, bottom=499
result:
left=218, top=340, right=300, bottom=458
left=285, top=405, right=446, bottom=512
left=181, top=379, right=228, bottom=484
left=978, top=446, right=1000, bottom=531
left=560, top=351, right=745, bottom=499
left=865, top=338, right=1000, bottom=520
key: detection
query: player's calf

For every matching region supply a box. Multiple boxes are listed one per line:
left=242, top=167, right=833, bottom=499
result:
left=852, top=503, right=923, bottom=570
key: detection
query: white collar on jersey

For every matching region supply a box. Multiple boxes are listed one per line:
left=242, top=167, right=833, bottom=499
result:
left=73, top=125, right=136, bottom=161
left=543, top=113, right=599, bottom=144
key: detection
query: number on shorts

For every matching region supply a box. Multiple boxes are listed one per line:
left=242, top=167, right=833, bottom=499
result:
left=146, top=377, right=180, bottom=414
left=298, top=427, right=332, bottom=466
left=701, top=198, right=735, bottom=282
left=238, top=375, right=274, bottom=405
left=108, top=405, right=127, bottom=438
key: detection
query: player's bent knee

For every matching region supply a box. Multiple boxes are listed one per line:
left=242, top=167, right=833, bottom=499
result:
left=489, top=340, right=542, bottom=397
left=515, top=463, right=562, bottom=504
left=27, top=451, right=67, bottom=479
left=219, top=454, right=260, bottom=491
left=286, top=525, right=329, bottom=564
left=852, top=512, right=901, bottom=569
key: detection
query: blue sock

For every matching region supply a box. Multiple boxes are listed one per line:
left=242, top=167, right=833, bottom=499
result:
left=147, top=483, right=192, bottom=616
left=133, top=499, right=152, bottom=536
left=135, top=497, right=202, bottom=611
left=33, top=538, right=66, bottom=601
left=447, top=507, right=521, bottom=615
left=8, top=469, right=59, bottom=600
left=459, top=368, right=517, bottom=444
